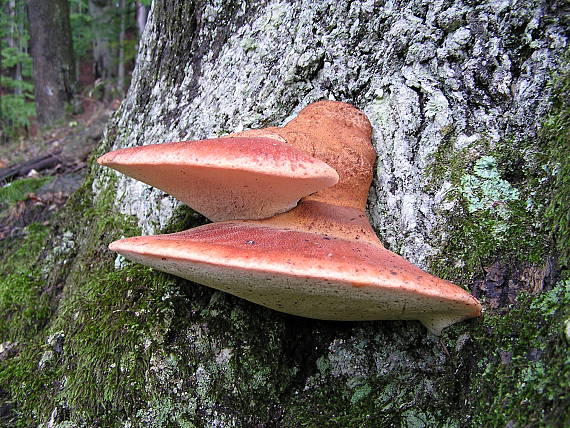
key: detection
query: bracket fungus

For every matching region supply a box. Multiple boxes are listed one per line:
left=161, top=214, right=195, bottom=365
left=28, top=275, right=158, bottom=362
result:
left=98, top=137, right=339, bottom=221
left=99, top=100, right=481, bottom=335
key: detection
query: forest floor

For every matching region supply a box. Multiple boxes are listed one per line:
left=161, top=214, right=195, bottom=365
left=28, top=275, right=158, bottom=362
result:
left=0, top=99, right=118, bottom=241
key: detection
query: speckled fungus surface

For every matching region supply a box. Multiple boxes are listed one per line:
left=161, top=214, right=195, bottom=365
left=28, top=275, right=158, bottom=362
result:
left=103, top=100, right=482, bottom=335
left=98, top=137, right=338, bottom=221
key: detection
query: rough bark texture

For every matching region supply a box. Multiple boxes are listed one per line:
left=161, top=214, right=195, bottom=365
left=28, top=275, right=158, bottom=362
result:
left=1, top=1, right=569, bottom=427
left=110, top=0, right=565, bottom=267
left=26, top=0, right=75, bottom=125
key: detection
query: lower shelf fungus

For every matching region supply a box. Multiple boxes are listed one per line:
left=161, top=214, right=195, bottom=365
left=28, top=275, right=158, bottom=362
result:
left=98, top=136, right=339, bottom=222
left=100, top=100, right=482, bottom=335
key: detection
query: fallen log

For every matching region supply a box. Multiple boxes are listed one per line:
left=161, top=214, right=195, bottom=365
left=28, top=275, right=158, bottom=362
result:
left=0, top=150, right=62, bottom=182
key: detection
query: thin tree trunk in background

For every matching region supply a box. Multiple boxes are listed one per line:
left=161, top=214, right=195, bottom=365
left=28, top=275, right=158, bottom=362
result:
left=26, top=0, right=75, bottom=125
left=88, top=0, right=117, bottom=82
left=6, top=0, right=22, bottom=95
left=15, top=2, right=24, bottom=96
left=5, top=0, right=24, bottom=96
left=72, top=0, right=82, bottom=83
left=135, top=2, right=147, bottom=37
left=117, top=0, right=126, bottom=94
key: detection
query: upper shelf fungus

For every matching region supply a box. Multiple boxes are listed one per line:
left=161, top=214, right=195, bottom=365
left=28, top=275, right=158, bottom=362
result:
left=98, top=136, right=338, bottom=221
left=100, top=100, right=481, bottom=335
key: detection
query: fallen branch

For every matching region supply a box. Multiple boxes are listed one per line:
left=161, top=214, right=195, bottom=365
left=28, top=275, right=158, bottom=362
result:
left=0, top=150, right=62, bottom=182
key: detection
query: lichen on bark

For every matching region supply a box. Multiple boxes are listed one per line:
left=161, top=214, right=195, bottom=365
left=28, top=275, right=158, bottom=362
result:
left=1, top=1, right=569, bottom=427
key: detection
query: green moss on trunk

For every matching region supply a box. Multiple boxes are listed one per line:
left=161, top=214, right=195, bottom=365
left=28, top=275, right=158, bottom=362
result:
left=466, top=280, right=570, bottom=426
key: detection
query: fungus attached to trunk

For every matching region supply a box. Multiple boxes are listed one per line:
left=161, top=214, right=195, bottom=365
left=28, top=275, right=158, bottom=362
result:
left=101, top=100, right=482, bottom=335
left=98, top=137, right=339, bottom=221
left=110, top=199, right=480, bottom=335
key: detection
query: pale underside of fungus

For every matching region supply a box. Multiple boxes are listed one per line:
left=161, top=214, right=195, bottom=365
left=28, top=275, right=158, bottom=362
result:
left=99, top=100, right=481, bottom=335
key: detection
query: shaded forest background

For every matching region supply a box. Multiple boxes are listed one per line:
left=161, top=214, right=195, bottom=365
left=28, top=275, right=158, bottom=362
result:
left=0, top=0, right=149, bottom=141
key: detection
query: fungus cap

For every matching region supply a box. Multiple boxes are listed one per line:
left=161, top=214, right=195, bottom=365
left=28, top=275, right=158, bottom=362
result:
left=97, top=137, right=339, bottom=221
left=234, top=101, right=377, bottom=209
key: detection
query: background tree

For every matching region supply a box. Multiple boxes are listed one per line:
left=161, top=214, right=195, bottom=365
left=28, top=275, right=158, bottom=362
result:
left=0, top=1, right=568, bottom=426
left=26, top=0, right=76, bottom=125
left=135, top=1, right=148, bottom=37
left=88, top=0, right=117, bottom=83
left=87, top=0, right=142, bottom=97
left=1, top=0, right=144, bottom=139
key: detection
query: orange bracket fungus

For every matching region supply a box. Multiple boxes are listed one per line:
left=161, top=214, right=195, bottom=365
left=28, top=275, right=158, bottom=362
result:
left=99, top=100, right=481, bottom=335
left=98, top=137, right=338, bottom=222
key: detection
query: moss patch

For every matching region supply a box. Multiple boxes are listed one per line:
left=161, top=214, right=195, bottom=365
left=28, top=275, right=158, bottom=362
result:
left=428, top=148, right=547, bottom=284
left=0, top=223, right=52, bottom=342
left=540, top=54, right=570, bottom=271
left=52, top=266, right=178, bottom=424
left=465, top=279, right=570, bottom=427
left=0, top=157, right=148, bottom=425
left=0, top=176, right=53, bottom=209
left=282, top=322, right=473, bottom=428
left=160, top=203, right=209, bottom=234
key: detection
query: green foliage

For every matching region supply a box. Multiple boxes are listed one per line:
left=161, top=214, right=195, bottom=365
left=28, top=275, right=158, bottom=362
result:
left=1, top=46, right=31, bottom=70
left=0, top=92, right=36, bottom=136
left=69, top=0, right=93, bottom=60
left=0, top=177, right=52, bottom=209
left=467, top=279, right=570, bottom=427
left=0, top=0, right=35, bottom=140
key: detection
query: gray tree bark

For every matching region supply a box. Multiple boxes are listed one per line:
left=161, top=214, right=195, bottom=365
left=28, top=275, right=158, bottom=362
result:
left=26, top=0, right=75, bottom=125
left=109, top=0, right=566, bottom=268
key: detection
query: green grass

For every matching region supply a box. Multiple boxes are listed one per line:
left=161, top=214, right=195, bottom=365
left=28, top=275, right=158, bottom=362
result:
left=0, top=176, right=52, bottom=209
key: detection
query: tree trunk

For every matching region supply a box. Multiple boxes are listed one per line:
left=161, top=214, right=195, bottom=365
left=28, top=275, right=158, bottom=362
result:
left=88, top=0, right=117, bottom=82
left=26, top=0, right=75, bottom=125
left=1, top=1, right=569, bottom=426
left=117, top=0, right=126, bottom=94
left=6, top=0, right=22, bottom=95
left=135, top=2, right=147, bottom=37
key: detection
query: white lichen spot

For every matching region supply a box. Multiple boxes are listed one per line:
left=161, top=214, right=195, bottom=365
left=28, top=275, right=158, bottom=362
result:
left=114, top=254, right=127, bottom=270
left=38, top=350, right=55, bottom=370
left=215, top=348, right=233, bottom=366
